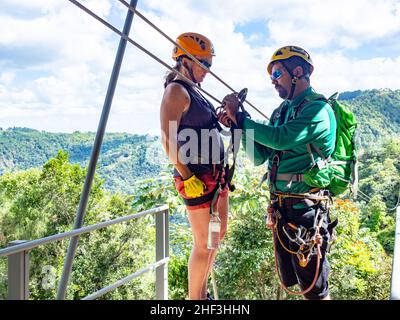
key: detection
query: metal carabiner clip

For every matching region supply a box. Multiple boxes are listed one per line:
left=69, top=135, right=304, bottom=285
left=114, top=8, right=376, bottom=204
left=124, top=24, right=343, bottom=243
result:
left=283, top=224, right=302, bottom=243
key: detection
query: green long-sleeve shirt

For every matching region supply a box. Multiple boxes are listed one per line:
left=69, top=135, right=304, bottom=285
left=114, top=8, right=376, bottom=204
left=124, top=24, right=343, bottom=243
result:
left=242, top=87, right=337, bottom=193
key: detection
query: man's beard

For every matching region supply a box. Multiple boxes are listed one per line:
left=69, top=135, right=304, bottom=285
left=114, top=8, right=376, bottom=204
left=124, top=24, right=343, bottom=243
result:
left=276, top=85, right=288, bottom=99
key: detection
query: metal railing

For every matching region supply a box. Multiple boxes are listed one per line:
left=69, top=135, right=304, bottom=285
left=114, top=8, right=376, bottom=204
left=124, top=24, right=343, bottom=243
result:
left=0, top=205, right=169, bottom=300
left=390, top=206, right=400, bottom=300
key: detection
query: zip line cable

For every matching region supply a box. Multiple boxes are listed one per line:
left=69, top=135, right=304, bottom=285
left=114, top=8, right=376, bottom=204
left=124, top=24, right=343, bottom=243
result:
left=117, top=0, right=269, bottom=120
left=388, top=188, right=400, bottom=212
left=358, top=189, right=373, bottom=201
left=357, top=192, right=371, bottom=203
left=68, top=0, right=222, bottom=105
left=355, top=187, right=400, bottom=212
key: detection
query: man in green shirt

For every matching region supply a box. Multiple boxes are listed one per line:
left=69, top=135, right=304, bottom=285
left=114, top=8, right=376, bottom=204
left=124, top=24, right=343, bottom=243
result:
left=221, top=46, right=337, bottom=300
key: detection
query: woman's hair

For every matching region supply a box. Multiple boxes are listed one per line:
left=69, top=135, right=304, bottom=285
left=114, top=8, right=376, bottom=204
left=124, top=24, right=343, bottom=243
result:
left=164, top=61, right=181, bottom=88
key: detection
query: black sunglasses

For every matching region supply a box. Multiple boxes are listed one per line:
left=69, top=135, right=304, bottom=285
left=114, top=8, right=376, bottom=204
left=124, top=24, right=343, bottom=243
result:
left=181, top=55, right=212, bottom=69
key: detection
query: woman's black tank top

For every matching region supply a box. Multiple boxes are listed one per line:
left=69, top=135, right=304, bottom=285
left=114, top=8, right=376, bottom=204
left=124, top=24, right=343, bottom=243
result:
left=169, top=79, right=225, bottom=176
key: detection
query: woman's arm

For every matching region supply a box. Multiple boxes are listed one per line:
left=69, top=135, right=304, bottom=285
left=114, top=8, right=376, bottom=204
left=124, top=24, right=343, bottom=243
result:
left=160, top=82, right=193, bottom=180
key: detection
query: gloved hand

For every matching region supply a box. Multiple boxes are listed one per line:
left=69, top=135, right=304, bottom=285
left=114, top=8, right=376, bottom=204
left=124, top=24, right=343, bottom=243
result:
left=183, top=174, right=206, bottom=198
left=222, top=93, right=240, bottom=125
left=235, top=110, right=251, bottom=129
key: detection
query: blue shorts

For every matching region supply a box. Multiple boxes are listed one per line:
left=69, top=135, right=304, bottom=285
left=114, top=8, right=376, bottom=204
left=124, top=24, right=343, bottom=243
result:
left=274, top=204, right=334, bottom=300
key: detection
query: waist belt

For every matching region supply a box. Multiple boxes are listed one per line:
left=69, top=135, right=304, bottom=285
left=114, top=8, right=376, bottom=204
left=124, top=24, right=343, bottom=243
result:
left=270, top=189, right=330, bottom=209
left=272, top=190, right=329, bottom=200
left=183, top=185, right=219, bottom=206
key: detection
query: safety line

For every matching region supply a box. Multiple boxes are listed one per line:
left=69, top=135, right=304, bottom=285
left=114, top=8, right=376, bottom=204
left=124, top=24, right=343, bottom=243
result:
left=117, top=0, right=269, bottom=120
left=388, top=188, right=400, bottom=211
left=358, top=189, right=372, bottom=201
left=356, top=191, right=372, bottom=203
left=68, top=0, right=222, bottom=105
left=355, top=187, right=399, bottom=212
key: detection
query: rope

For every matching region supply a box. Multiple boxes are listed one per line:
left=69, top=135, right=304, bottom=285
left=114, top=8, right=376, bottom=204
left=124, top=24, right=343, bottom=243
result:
left=68, top=0, right=222, bottom=105
left=272, top=225, right=322, bottom=296
left=388, top=188, right=400, bottom=212
left=270, top=211, right=323, bottom=297
left=117, top=0, right=270, bottom=120
left=210, top=268, right=219, bottom=300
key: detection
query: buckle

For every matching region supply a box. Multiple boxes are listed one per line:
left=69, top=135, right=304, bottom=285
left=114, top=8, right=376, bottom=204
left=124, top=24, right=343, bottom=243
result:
left=272, top=153, right=280, bottom=165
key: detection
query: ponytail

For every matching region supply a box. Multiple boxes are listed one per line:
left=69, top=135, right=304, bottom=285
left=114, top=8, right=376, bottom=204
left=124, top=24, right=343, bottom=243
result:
left=164, top=62, right=181, bottom=88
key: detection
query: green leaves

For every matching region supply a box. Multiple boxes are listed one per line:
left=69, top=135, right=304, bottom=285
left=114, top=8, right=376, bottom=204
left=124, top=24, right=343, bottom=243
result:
left=0, top=151, right=156, bottom=300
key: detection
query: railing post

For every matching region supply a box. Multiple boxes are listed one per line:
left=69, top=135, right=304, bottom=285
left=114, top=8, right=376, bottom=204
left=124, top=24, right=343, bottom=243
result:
left=155, top=208, right=169, bottom=300
left=390, top=206, right=400, bottom=300
left=57, top=0, right=139, bottom=300
left=7, top=240, right=29, bottom=300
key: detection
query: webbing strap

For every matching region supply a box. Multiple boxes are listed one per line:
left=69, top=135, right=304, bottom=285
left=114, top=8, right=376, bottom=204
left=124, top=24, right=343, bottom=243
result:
left=310, top=143, right=327, bottom=160
left=306, top=143, right=331, bottom=167
left=272, top=191, right=330, bottom=201
left=306, top=144, right=316, bottom=166
left=183, top=185, right=219, bottom=206
left=330, top=160, right=351, bottom=165
left=275, top=173, right=304, bottom=189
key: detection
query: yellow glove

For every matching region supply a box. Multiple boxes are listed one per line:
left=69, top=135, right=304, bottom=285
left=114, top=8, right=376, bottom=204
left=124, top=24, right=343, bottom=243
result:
left=183, top=175, right=206, bottom=198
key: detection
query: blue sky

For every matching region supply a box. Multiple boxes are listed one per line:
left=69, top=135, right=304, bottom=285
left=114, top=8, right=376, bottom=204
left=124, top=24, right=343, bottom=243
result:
left=1, top=0, right=400, bottom=134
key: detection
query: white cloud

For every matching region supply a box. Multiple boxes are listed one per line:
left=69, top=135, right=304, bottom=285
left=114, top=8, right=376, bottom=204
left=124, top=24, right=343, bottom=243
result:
left=0, top=0, right=399, bottom=133
left=0, top=71, right=15, bottom=85
left=314, top=54, right=400, bottom=94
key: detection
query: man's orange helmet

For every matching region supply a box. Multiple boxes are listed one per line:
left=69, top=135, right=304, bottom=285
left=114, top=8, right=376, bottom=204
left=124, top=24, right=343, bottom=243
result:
left=172, top=32, right=215, bottom=60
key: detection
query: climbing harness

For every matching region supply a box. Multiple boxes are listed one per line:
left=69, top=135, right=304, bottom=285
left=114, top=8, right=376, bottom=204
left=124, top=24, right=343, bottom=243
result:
left=266, top=190, right=335, bottom=296
left=217, top=88, right=249, bottom=192
left=204, top=88, right=250, bottom=215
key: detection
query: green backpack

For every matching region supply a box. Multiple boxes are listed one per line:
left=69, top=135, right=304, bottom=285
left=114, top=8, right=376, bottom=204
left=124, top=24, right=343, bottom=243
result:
left=302, top=93, right=358, bottom=197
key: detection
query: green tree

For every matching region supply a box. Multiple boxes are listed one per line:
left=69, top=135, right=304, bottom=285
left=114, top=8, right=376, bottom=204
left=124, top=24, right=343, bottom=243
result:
left=0, top=151, right=156, bottom=300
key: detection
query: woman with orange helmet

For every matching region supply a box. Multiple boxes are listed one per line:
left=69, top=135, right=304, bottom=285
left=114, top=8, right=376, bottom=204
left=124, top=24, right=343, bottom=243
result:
left=160, top=32, right=229, bottom=300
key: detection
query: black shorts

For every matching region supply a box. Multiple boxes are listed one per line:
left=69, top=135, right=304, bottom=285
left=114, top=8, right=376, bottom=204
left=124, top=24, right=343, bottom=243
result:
left=274, top=204, right=333, bottom=300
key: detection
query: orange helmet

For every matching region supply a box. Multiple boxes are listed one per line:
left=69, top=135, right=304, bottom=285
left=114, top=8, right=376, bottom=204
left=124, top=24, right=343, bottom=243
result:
left=172, top=32, right=215, bottom=61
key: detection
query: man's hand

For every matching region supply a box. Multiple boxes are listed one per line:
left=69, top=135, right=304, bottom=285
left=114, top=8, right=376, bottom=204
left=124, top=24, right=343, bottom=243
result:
left=222, top=93, right=240, bottom=125
left=217, top=111, right=232, bottom=127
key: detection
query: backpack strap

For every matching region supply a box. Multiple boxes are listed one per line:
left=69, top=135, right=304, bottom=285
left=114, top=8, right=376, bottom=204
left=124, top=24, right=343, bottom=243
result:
left=294, top=93, right=327, bottom=118
left=306, top=143, right=332, bottom=169
left=328, top=92, right=339, bottom=101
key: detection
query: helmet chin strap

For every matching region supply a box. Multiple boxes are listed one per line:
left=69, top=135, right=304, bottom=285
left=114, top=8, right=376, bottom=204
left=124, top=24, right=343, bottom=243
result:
left=182, top=60, right=198, bottom=85
left=288, top=77, right=298, bottom=100
left=281, top=61, right=298, bottom=100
